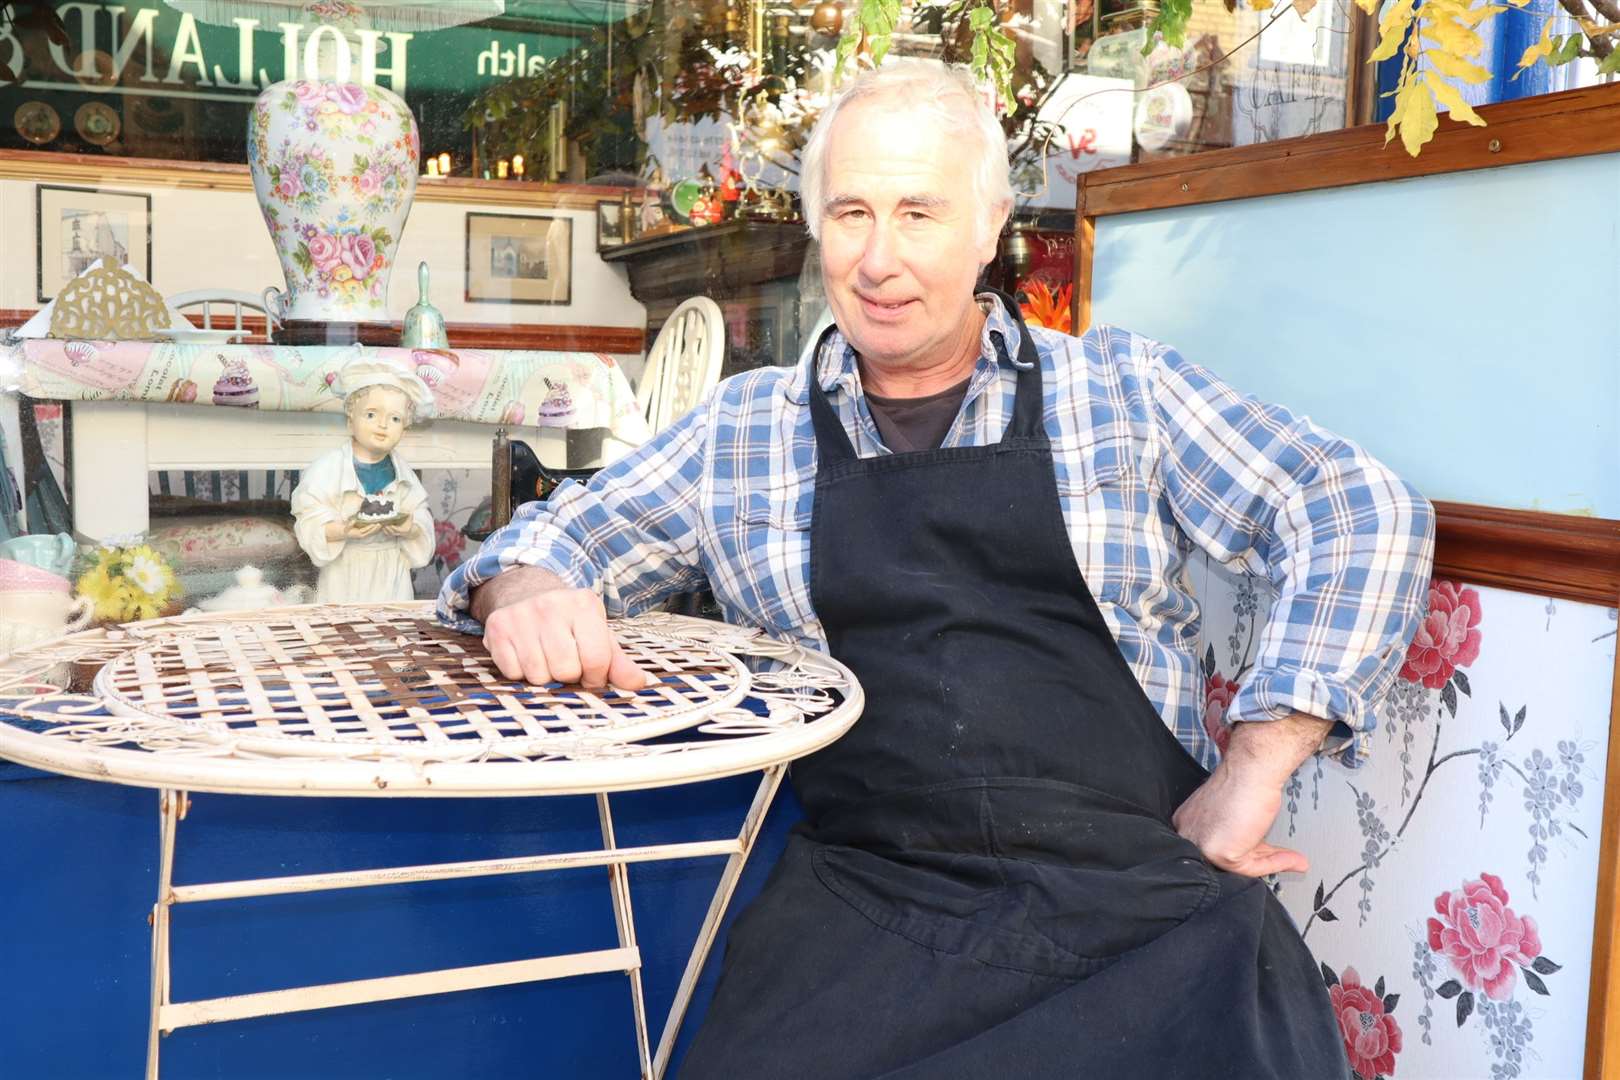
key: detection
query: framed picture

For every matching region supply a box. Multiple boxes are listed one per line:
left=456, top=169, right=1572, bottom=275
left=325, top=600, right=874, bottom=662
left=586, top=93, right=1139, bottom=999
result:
left=595, top=199, right=627, bottom=249
left=36, top=185, right=152, bottom=302
left=465, top=211, right=572, bottom=305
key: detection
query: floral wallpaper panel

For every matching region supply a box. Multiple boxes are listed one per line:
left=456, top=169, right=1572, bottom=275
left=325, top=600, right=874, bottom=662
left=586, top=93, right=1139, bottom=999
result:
left=1194, top=555, right=1619, bottom=1080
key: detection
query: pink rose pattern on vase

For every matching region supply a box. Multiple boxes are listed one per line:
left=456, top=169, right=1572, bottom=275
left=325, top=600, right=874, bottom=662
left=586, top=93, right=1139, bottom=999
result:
left=247, top=79, right=418, bottom=323
left=1323, top=965, right=1403, bottom=1080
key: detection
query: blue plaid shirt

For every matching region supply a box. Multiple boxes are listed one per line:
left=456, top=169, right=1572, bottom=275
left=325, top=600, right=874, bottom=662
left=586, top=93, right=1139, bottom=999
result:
left=440, top=297, right=1435, bottom=769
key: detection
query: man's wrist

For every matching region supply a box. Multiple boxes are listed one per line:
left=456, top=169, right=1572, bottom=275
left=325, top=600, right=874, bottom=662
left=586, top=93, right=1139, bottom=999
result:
left=1222, top=713, right=1333, bottom=788
left=469, top=565, right=572, bottom=623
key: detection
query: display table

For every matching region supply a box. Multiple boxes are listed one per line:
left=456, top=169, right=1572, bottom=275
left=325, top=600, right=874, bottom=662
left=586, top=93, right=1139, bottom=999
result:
left=0, top=603, right=860, bottom=1079
left=0, top=341, right=652, bottom=539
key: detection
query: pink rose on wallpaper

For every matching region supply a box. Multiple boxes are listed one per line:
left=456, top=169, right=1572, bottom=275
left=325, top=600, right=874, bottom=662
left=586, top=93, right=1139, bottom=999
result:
left=307, top=233, right=342, bottom=273
left=1427, top=872, right=1541, bottom=1000
left=328, top=84, right=369, bottom=114
left=277, top=173, right=302, bottom=200
left=434, top=520, right=465, bottom=569
left=356, top=168, right=382, bottom=197
left=1400, top=580, right=1482, bottom=689
left=1202, top=672, right=1239, bottom=756
left=1329, top=967, right=1401, bottom=1079
left=339, top=233, right=377, bottom=280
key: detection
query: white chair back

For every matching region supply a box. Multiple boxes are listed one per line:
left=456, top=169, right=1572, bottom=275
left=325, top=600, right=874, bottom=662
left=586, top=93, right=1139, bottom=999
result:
left=167, top=290, right=272, bottom=335
left=636, top=296, right=725, bottom=434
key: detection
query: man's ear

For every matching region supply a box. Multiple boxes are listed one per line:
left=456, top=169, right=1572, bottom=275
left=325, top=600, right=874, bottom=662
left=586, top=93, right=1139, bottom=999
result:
left=977, top=200, right=1014, bottom=267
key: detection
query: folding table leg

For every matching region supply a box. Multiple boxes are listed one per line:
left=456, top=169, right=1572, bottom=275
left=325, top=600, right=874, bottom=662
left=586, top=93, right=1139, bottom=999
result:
left=597, top=793, right=653, bottom=1079
left=145, top=788, right=184, bottom=1080
left=652, top=764, right=785, bottom=1079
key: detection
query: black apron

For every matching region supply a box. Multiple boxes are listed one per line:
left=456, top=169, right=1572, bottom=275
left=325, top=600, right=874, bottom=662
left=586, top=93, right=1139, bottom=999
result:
left=680, top=296, right=1348, bottom=1079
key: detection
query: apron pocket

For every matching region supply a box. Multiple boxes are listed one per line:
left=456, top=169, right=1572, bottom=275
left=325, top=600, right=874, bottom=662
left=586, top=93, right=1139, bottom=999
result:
left=810, top=787, right=1220, bottom=980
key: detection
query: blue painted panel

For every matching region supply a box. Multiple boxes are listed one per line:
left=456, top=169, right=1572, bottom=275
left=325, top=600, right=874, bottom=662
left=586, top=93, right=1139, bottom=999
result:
left=0, top=773, right=801, bottom=1077
left=1090, top=152, right=1620, bottom=516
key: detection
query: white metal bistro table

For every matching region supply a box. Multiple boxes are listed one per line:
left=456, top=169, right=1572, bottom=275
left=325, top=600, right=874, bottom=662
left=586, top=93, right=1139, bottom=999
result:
left=0, top=602, right=863, bottom=1079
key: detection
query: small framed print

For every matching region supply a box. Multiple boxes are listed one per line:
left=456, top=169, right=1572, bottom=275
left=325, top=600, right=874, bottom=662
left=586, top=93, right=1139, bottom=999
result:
left=36, top=184, right=152, bottom=302
left=465, top=211, right=572, bottom=305
left=595, top=199, right=627, bottom=249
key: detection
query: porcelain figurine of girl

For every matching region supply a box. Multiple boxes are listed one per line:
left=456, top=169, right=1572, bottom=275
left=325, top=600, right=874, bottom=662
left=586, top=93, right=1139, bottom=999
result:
left=292, top=358, right=435, bottom=603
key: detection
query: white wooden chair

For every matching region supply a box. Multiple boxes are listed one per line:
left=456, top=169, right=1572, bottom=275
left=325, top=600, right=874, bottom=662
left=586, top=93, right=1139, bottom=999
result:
left=166, top=289, right=272, bottom=338
left=635, top=296, right=725, bottom=435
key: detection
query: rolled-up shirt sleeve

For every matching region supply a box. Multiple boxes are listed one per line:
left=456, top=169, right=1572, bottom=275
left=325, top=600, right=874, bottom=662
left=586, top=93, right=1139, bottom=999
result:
left=1147, top=345, right=1436, bottom=765
left=436, top=402, right=712, bottom=635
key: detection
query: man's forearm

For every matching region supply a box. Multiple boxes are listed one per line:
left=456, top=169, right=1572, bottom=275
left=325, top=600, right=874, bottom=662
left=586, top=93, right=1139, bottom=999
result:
left=1225, top=712, right=1334, bottom=786
left=469, top=565, right=573, bottom=624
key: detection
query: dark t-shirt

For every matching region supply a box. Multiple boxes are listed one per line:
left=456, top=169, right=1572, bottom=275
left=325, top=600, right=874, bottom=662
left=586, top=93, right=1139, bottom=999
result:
left=865, top=377, right=972, bottom=452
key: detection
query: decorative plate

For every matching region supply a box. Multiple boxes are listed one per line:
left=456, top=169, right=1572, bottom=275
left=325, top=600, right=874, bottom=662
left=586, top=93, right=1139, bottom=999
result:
left=669, top=179, right=704, bottom=223
left=1133, top=82, right=1193, bottom=152
left=74, top=101, right=121, bottom=147
left=14, top=102, right=61, bottom=146
left=71, top=49, right=117, bottom=89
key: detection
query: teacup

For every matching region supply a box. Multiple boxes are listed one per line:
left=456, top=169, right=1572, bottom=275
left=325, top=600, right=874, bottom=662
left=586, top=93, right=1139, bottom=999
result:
left=0, top=534, right=77, bottom=578
left=0, top=588, right=93, bottom=660
left=4, top=588, right=95, bottom=631
left=0, top=558, right=72, bottom=594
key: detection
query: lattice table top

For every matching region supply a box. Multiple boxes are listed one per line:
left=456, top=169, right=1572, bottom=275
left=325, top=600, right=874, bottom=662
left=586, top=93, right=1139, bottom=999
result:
left=0, top=603, right=862, bottom=797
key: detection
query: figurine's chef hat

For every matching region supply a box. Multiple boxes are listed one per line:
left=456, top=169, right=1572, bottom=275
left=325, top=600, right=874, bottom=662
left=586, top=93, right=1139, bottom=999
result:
left=336, top=356, right=436, bottom=420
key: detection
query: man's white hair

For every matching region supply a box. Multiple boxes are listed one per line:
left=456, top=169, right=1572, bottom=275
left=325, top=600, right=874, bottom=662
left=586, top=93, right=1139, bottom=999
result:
left=800, top=59, right=1013, bottom=248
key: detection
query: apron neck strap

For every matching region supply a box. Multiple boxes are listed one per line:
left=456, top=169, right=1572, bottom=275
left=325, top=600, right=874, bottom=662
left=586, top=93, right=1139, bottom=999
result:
left=807, top=289, right=1046, bottom=463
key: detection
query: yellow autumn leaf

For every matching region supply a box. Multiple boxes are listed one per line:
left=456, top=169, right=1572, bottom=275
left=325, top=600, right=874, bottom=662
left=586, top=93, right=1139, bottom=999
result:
left=1384, top=66, right=1412, bottom=146
left=1423, top=0, right=1503, bottom=26
left=1370, top=0, right=1418, bottom=62
left=1400, top=78, right=1439, bottom=155
left=1426, top=47, right=1493, bottom=82
left=1421, top=16, right=1483, bottom=57
left=1426, top=74, right=1486, bottom=125
left=1251, top=0, right=1276, bottom=10
left=1354, top=0, right=1380, bottom=13
left=1294, top=0, right=1320, bottom=15
left=1453, top=3, right=1506, bottom=27
left=1515, top=15, right=1555, bottom=73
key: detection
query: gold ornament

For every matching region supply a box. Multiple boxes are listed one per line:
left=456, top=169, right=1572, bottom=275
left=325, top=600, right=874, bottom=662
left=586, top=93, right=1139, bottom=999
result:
left=49, top=265, right=171, bottom=341
left=810, top=2, right=844, bottom=34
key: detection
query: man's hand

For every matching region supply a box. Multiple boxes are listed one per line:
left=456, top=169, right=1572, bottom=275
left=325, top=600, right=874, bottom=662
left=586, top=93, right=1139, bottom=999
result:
left=1172, top=712, right=1332, bottom=877
left=471, top=565, right=651, bottom=692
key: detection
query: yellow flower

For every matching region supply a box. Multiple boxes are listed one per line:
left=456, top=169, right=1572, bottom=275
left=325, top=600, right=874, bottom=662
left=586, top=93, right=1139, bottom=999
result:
left=75, top=544, right=180, bottom=623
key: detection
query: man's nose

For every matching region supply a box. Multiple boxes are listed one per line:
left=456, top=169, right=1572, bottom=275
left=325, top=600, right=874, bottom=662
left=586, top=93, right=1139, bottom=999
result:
left=858, top=222, right=901, bottom=281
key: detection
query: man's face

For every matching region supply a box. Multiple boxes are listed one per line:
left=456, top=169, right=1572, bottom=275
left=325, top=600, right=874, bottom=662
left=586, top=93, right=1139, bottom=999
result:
left=349, top=386, right=410, bottom=461
left=818, top=97, right=999, bottom=375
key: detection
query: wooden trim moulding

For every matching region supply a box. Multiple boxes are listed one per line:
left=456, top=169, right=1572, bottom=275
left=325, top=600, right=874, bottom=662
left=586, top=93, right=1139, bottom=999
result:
left=0, top=149, right=632, bottom=211
left=1430, top=501, right=1620, bottom=608
left=1078, top=81, right=1620, bottom=219
left=0, top=309, right=645, bottom=355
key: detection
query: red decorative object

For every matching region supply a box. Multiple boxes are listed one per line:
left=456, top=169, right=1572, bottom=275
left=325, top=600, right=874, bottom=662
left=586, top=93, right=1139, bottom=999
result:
left=1329, top=967, right=1403, bottom=1080
left=1399, top=580, right=1483, bottom=690
left=1200, top=671, right=1239, bottom=756
left=1427, top=872, right=1542, bottom=1001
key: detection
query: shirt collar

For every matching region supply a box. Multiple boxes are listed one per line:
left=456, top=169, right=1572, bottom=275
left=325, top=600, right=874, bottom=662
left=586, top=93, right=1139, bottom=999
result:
left=784, top=291, right=1027, bottom=405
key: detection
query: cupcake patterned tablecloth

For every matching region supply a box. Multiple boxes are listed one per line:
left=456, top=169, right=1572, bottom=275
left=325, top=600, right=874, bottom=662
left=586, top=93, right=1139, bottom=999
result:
left=5, top=340, right=651, bottom=446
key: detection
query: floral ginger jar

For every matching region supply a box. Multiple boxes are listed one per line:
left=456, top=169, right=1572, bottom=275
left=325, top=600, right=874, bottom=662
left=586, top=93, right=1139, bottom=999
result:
left=248, top=79, right=419, bottom=325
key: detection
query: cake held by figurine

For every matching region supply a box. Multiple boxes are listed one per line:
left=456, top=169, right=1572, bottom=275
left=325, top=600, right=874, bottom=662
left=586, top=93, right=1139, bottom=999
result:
left=290, top=357, right=435, bottom=603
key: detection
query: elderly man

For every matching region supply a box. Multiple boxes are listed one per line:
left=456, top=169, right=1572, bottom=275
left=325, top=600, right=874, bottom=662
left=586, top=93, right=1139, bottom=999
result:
left=440, top=60, right=1433, bottom=1078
